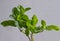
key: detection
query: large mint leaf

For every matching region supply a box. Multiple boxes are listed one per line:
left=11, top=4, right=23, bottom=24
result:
left=1, top=20, right=16, bottom=27
left=46, top=25, right=60, bottom=31
left=31, top=15, right=38, bottom=25
left=12, top=7, right=19, bottom=16
left=18, top=5, right=25, bottom=14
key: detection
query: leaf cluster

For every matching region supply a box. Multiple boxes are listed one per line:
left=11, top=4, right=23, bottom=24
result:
left=0, top=5, right=60, bottom=37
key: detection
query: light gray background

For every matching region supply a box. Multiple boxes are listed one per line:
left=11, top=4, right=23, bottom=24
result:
left=0, top=0, right=60, bottom=41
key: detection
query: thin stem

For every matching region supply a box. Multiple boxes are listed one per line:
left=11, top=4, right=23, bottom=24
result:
left=27, top=36, right=31, bottom=41
left=31, top=33, right=34, bottom=41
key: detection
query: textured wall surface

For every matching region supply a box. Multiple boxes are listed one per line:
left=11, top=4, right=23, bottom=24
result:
left=0, top=0, right=60, bottom=41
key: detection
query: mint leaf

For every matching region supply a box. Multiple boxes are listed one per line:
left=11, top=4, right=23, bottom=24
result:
left=1, top=20, right=16, bottom=27
left=31, top=15, right=38, bottom=25
left=25, top=7, right=31, bottom=12
left=26, top=20, right=31, bottom=27
left=21, top=14, right=29, bottom=21
left=46, top=25, right=60, bottom=31
left=18, top=20, right=26, bottom=28
left=16, top=14, right=21, bottom=21
left=41, top=20, right=46, bottom=26
left=19, top=5, right=25, bottom=14
left=33, top=26, right=44, bottom=34
left=12, top=7, right=19, bottom=16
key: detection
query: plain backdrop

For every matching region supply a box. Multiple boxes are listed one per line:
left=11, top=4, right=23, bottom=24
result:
left=0, top=0, right=60, bottom=41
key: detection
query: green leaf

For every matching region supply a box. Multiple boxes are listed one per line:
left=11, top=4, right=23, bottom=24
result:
left=11, top=7, right=20, bottom=20
left=26, top=20, right=31, bottom=27
left=25, top=28, right=29, bottom=36
left=17, top=14, right=21, bottom=21
left=1, top=20, right=16, bottom=27
left=18, top=5, right=25, bottom=14
left=41, top=20, right=46, bottom=27
left=46, top=25, right=60, bottom=31
left=16, top=14, right=29, bottom=21
left=30, top=25, right=36, bottom=33
left=31, top=15, right=38, bottom=25
left=26, top=20, right=36, bottom=33
left=30, top=15, right=38, bottom=33
left=25, top=7, right=31, bottom=12
left=12, top=7, right=19, bottom=16
left=18, top=20, right=26, bottom=28
left=33, top=26, right=44, bottom=34
left=21, top=14, right=29, bottom=21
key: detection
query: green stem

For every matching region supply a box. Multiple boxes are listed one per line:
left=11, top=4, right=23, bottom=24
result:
left=31, top=33, right=34, bottom=41
left=27, top=36, right=31, bottom=41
